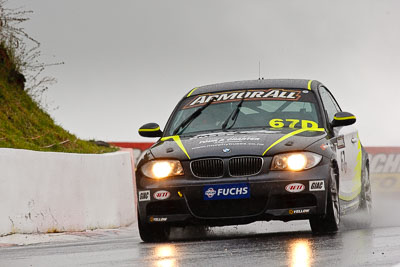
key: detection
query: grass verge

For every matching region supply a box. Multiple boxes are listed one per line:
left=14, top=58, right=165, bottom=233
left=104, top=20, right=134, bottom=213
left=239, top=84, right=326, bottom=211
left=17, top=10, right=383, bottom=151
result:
left=0, top=44, right=117, bottom=153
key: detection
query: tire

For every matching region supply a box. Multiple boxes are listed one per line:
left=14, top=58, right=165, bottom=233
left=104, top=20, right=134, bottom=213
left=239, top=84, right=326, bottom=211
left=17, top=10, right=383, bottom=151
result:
left=310, top=166, right=340, bottom=234
left=357, top=167, right=372, bottom=228
left=137, top=211, right=170, bottom=242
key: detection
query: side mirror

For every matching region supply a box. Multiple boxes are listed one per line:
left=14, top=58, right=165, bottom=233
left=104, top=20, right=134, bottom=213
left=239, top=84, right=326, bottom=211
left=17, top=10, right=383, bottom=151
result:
left=331, top=112, right=356, bottom=127
left=138, top=123, right=163, bottom=138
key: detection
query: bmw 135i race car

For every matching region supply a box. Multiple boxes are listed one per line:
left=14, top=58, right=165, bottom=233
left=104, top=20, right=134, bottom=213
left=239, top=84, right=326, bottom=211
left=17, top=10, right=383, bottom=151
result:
left=136, top=79, right=372, bottom=242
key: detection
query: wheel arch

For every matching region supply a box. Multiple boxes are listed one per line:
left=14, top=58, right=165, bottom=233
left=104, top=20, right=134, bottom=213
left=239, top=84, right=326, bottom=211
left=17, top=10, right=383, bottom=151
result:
left=330, top=158, right=340, bottom=190
left=361, top=146, right=370, bottom=186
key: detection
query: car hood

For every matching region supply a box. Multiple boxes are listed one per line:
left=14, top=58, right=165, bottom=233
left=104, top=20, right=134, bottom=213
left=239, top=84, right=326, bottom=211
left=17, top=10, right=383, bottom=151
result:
left=150, top=129, right=327, bottom=161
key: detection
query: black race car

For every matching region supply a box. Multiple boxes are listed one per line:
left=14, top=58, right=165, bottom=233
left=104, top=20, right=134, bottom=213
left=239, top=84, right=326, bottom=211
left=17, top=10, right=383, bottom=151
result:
left=136, top=79, right=372, bottom=242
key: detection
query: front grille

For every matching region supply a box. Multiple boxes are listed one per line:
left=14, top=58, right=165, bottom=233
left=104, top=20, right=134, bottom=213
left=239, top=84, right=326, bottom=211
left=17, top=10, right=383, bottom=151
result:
left=190, top=157, right=263, bottom=178
left=191, top=158, right=224, bottom=178
left=229, top=157, right=263, bottom=176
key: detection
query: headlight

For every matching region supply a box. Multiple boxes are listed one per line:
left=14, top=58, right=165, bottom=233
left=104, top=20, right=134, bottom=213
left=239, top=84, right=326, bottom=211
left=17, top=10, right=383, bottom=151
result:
left=271, top=152, right=322, bottom=171
left=141, top=160, right=184, bottom=179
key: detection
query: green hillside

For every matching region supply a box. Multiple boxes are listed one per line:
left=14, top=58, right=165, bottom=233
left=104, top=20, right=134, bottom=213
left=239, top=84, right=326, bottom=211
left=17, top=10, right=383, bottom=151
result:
left=0, top=44, right=117, bottom=153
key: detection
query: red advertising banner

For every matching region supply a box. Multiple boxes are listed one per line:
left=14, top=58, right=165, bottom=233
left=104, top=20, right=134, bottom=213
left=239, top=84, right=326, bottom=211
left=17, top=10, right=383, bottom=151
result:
left=109, top=142, right=154, bottom=164
left=109, top=142, right=154, bottom=151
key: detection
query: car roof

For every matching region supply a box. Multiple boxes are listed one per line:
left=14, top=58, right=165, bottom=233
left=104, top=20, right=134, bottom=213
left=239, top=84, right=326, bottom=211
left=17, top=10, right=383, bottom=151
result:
left=186, top=79, right=323, bottom=97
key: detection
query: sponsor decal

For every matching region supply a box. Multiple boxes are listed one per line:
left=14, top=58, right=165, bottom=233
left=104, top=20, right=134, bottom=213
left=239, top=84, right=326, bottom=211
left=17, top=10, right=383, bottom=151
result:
left=198, top=137, right=261, bottom=145
left=289, top=209, right=310, bottom=215
left=149, top=216, right=168, bottom=222
left=153, top=190, right=171, bottom=200
left=190, top=132, right=235, bottom=139
left=241, top=130, right=279, bottom=134
left=285, top=183, right=305, bottom=193
left=185, top=89, right=302, bottom=108
left=192, top=142, right=265, bottom=150
left=204, top=187, right=217, bottom=198
left=203, top=183, right=250, bottom=200
left=190, top=136, right=264, bottom=150
left=138, top=190, right=150, bottom=201
left=337, top=136, right=345, bottom=149
left=309, top=180, right=325, bottom=191
left=320, top=144, right=328, bottom=151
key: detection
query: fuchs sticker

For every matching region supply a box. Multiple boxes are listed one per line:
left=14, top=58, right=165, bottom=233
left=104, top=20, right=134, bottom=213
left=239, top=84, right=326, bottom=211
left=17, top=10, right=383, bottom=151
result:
left=309, top=180, right=325, bottom=191
left=153, top=190, right=171, bottom=200
left=285, top=183, right=305, bottom=193
left=204, top=187, right=216, bottom=198
left=203, top=183, right=250, bottom=200
left=138, top=190, right=150, bottom=201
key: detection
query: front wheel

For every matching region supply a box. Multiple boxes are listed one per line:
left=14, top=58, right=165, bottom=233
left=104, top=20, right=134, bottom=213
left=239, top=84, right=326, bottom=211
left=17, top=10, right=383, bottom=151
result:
left=137, top=211, right=170, bottom=242
left=357, top=167, right=372, bottom=228
left=310, top=167, right=340, bottom=234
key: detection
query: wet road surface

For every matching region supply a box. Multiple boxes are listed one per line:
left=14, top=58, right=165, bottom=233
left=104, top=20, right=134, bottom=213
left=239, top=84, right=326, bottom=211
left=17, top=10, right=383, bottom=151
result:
left=1, top=194, right=400, bottom=266
left=1, top=222, right=400, bottom=266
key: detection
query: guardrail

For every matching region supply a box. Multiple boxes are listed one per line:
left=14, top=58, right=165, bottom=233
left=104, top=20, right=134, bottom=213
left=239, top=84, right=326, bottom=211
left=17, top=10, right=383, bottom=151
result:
left=1, top=144, right=397, bottom=236
left=0, top=148, right=136, bottom=236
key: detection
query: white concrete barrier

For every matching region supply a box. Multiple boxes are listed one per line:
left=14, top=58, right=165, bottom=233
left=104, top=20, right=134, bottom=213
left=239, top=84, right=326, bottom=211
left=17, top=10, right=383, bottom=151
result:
left=0, top=148, right=136, bottom=236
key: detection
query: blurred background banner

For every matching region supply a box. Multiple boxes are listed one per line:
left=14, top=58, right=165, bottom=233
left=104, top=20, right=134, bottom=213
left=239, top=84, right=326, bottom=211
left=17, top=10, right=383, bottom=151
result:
left=366, top=147, right=400, bottom=193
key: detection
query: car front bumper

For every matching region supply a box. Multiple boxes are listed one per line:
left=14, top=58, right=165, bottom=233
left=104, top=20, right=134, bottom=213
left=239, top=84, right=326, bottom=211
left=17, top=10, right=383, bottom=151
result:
left=136, top=162, right=330, bottom=227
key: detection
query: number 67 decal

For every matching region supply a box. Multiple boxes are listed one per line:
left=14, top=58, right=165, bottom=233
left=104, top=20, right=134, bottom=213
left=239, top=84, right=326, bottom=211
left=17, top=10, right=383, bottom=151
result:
left=269, top=118, right=318, bottom=129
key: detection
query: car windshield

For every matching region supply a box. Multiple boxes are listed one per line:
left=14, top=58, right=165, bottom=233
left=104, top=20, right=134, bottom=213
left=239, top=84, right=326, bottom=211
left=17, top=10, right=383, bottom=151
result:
left=166, top=89, right=321, bottom=136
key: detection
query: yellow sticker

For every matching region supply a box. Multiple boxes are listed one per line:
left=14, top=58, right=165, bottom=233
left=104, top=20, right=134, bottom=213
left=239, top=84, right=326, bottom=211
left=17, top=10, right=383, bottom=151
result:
left=269, top=119, right=284, bottom=128
left=262, top=127, right=325, bottom=156
left=269, top=118, right=318, bottom=129
left=286, top=119, right=300, bottom=128
left=161, top=135, right=191, bottom=159
left=301, top=120, right=318, bottom=129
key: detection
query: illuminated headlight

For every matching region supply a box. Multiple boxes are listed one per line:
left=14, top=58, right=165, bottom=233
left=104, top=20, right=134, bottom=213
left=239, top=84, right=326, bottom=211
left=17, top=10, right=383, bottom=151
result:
left=141, top=160, right=184, bottom=179
left=271, top=152, right=322, bottom=171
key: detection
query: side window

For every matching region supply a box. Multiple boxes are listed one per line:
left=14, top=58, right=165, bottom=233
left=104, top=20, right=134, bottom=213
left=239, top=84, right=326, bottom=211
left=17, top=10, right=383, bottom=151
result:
left=319, top=87, right=341, bottom=122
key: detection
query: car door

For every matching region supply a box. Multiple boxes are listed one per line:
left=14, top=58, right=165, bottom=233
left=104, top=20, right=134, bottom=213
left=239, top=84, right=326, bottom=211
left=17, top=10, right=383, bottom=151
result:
left=318, top=87, right=362, bottom=203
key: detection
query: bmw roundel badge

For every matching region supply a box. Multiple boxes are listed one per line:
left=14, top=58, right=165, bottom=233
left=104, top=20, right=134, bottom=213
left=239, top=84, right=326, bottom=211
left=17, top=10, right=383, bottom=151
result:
left=222, top=148, right=231, bottom=153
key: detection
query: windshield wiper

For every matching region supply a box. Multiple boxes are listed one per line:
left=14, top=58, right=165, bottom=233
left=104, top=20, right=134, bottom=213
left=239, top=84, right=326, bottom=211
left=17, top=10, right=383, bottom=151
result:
left=172, top=97, right=216, bottom=135
left=221, top=91, right=247, bottom=131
